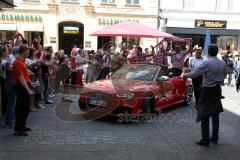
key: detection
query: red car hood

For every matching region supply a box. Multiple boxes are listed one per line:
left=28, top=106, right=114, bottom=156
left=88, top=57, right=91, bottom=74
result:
left=85, top=78, right=152, bottom=93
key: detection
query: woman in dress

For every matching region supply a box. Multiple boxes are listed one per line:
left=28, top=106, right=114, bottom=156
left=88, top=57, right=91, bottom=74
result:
left=97, top=50, right=111, bottom=80
left=85, top=51, right=97, bottom=83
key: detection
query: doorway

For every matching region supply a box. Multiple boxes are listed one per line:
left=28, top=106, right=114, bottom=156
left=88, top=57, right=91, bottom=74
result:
left=58, top=21, right=84, bottom=55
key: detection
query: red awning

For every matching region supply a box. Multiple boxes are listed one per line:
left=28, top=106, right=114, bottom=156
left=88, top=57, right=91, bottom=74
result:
left=90, top=22, right=175, bottom=38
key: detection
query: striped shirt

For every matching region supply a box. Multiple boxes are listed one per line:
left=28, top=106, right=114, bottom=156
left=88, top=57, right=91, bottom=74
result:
left=153, top=51, right=168, bottom=66
left=170, top=51, right=189, bottom=69
left=187, top=57, right=227, bottom=87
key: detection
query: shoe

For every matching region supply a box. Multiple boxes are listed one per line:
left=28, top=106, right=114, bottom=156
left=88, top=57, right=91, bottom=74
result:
left=45, top=100, right=54, bottom=104
left=14, top=131, right=28, bottom=136
left=210, top=138, right=218, bottom=145
left=23, top=127, right=31, bottom=132
left=30, top=108, right=37, bottom=112
left=49, top=94, right=56, bottom=98
left=39, top=104, right=46, bottom=109
left=196, top=140, right=209, bottom=147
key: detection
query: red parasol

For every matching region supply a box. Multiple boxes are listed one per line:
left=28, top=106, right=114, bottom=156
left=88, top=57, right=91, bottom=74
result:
left=90, top=22, right=175, bottom=38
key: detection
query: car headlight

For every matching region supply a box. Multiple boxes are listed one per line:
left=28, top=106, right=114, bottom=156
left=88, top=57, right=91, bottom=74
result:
left=116, top=93, right=135, bottom=99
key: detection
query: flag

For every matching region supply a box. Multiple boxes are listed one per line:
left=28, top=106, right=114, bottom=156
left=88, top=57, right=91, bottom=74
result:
left=204, top=30, right=211, bottom=56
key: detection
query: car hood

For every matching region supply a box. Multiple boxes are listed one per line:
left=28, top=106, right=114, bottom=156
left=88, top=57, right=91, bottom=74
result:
left=85, top=78, right=152, bottom=93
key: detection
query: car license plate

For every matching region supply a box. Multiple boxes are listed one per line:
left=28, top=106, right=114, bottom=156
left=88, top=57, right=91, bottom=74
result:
left=89, top=99, right=107, bottom=106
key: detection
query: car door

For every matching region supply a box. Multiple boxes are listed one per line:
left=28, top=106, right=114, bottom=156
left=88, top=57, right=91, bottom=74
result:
left=154, top=78, right=174, bottom=110
left=168, top=76, right=186, bottom=102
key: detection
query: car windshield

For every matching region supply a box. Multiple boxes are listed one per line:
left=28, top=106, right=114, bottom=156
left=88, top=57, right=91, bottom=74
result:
left=112, top=65, right=159, bottom=81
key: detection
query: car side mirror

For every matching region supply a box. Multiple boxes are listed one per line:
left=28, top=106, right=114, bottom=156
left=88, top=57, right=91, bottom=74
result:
left=158, top=76, right=169, bottom=81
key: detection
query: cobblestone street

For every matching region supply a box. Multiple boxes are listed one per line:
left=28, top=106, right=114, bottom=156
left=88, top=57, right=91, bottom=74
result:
left=0, top=86, right=240, bottom=160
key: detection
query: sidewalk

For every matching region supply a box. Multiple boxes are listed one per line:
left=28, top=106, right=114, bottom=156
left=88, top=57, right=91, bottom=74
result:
left=0, top=86, right=240, bottom=160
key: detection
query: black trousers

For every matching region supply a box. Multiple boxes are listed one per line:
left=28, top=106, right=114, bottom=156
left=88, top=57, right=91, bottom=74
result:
left=201, top=113, right=219, bottom=143
left=192, top=76, right=203, bottom=105
left=0, top=79, right=7, bottom=115
left=97, top=67, right=110, bottom=80
left=70, top=71, right=77, bottom=85
left=14, top=84, right=30, bottom=132
left=42, top=73, right=49, bottom=103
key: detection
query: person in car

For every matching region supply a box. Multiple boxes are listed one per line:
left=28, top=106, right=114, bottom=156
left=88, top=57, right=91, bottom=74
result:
left=169, top=45, right=192, bottom=75
left=151, top=44, right=168, bottom=66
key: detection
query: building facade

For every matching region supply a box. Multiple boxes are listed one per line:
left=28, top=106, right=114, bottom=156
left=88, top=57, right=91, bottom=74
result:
left=159, top=0, right=240, bottom=51
left=0, top=0, right=158, bottom=53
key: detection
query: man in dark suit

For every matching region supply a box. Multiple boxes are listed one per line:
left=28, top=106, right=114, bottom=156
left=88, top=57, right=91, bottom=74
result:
left=183, top=44, right=227, bottom=147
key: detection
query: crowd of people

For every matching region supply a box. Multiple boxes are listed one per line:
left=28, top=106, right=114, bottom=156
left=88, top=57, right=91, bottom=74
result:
left=1, top=32, right=240, bottom=137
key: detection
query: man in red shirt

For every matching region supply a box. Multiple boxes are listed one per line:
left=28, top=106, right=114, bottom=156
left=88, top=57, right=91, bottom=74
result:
left=12, top=45, right=33, bottom=136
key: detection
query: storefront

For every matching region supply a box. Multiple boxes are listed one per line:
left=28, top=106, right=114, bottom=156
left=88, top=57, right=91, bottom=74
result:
left=1, top=1, right=158, bottom=52
left=0, top=11, right=44, bottom=46
left=0, top=23, right=16, bottom=43
left=58, top=22, right=84, bottom=54
left=56, top=5, right=157, bottom=52
left=165, top=19, right=240, bottom=51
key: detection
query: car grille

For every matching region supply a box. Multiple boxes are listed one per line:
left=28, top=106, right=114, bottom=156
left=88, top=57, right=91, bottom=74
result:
left=88, top=92, right=111, bottom=100
left=87, top=92, right=113, bottom=108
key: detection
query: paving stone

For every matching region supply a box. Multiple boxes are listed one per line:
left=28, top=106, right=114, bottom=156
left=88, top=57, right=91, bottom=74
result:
left=0, top=86, right=240, bottom=160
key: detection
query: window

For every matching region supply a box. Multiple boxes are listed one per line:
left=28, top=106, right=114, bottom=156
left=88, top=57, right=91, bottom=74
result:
left=126, top=0, right=140, bottom=5
left=216, top=0, right=229, bottom=12
left=228, top=0, right=235, bottom=11
left=183, top=0, right=194, bottom=10
left=23, top=0, right=40, bottom=1
left=101, top=0, right=116, bottom=4
left=61, top=0, right=79, bottom=3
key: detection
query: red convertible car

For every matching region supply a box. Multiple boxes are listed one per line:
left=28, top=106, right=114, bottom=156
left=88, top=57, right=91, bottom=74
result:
left=79, top=64, right=193, bottom=119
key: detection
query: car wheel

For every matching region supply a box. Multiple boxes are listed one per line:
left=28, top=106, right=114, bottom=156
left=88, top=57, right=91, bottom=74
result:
left=184, top=85, right=193, bottom=105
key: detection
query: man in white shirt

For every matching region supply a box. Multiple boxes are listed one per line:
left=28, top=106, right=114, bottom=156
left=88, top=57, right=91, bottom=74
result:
left=189, top=47, right=206, bottom=106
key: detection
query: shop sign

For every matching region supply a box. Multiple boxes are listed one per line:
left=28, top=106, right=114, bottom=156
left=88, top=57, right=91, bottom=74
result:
left=85, top=41, right=91, bottom=48
left=50, top=37, right=56, bottom=43
left=0, top=12, right=42, bottom=23
left=98, top=17, right=139, bottom=25
left=63, top=26, right=79, bottom=35
left=195, top=20, right=227, bottom=29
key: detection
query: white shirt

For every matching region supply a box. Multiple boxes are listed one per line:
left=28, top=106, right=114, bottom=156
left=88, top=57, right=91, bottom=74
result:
left=75, top=55, right=85, bottom=70
left=8, top=54, right=16, bottom=63
left=25, top=58, right=36, bottom=67
left=189, top=57, right=206, bottom=71
left=217, top=53, right=223, bottom=60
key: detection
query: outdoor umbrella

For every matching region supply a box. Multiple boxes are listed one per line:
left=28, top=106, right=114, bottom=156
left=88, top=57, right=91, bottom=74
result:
left=0, top=0, right=16, bottom=11
left=0, top=0, right=16, bottom=9
left=204, top=30, right=211, bottom=56
left=90, top=22, right=175, bottom=38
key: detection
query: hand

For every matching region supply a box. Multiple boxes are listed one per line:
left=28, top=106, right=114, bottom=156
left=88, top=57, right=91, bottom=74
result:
left=237, top=85, right=240, bottom=92
left=28, top=90, right=34, bottom=95
left=181, top=73, right=188, bottom=79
